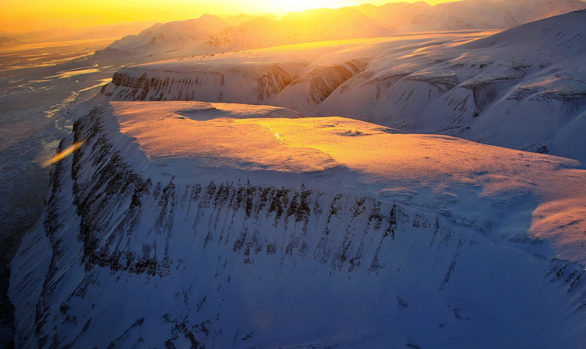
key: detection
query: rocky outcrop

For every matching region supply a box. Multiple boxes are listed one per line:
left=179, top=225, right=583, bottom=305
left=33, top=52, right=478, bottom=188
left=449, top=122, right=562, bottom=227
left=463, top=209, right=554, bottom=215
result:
left=102, top=64, right=301, bottom=104
left=308, top=60, right=367, bottom=103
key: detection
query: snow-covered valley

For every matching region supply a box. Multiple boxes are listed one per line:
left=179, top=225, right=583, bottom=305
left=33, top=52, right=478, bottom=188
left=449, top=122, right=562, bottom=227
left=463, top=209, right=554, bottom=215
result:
left=5, top=4, right=586, bottom=349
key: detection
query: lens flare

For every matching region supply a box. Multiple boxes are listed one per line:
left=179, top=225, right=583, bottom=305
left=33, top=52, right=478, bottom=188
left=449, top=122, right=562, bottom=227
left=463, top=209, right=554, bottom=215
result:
left=41, top=141, right=84, bottom=168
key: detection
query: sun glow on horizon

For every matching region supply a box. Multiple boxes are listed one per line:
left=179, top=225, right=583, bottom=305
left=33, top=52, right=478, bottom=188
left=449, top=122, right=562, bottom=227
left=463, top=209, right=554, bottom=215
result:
left=0, top=0, right=453, bottom=33
left=269, top=0, right=352, bottom=13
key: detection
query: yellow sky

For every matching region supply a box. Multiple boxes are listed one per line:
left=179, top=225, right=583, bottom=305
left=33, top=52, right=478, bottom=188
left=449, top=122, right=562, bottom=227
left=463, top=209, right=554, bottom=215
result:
left=1, top=0, right=452, bottom=33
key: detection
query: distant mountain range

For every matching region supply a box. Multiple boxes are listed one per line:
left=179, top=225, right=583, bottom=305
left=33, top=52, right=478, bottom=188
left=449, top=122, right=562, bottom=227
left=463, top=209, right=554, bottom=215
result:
left=94, top=0, right=586, bottom=62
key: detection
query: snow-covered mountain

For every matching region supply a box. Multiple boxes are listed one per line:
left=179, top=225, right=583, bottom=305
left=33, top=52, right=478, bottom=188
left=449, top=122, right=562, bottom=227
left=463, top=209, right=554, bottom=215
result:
left=206, top=7, right=390, bottom=51
left=93, top=0, right=586, bottom=63
left=317, top=9, right=586, bottom=161
left=9, top=100, right=586, bottom=347
left=94, top=15, right=230, bottom=63
left=99, top=10, right=586, bottom=162
left=358, top=0, right=586, bottom=32
left=7, top=7, right=586, bottom=349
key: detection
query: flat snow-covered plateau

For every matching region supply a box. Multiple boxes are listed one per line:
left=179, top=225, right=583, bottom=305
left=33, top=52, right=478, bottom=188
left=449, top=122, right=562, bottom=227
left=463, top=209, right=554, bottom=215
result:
left=9, top=100, right=586, bottom=348
left=8, top=8, right=586, bottom=349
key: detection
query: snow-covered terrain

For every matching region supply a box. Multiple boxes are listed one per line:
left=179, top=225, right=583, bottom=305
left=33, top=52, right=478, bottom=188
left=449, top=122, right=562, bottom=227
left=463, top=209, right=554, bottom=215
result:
left=100, top=10, right=586, bottom=162
left=94, top=0, right=585, bottom=62
left=7, top=5, right=586, bottom=349
left=358, top=0, right=586, bottom=33
left=0, top=40, right=119, bottom=347
left=94, top=15, right=229, bottom=63
left=9, top=101, right=586, bottom=348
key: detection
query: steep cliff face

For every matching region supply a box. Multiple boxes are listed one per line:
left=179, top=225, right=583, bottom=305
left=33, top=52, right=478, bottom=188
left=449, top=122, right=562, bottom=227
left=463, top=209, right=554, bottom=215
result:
left=101, top=59, right=369, bottom=114
left=102, top=62, right=303, bottom=104
left=9, top=102, right=586, bottom=348
left=307, top=60, right=367, bottom=104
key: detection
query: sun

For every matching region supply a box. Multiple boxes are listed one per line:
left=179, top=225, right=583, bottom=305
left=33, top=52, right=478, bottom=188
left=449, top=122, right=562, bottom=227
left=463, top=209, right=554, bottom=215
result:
left=263, top=0, right=356, bottom=13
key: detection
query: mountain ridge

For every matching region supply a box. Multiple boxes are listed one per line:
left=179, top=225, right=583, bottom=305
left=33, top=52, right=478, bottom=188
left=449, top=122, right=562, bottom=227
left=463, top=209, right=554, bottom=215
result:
left=8, top=100, right=586, bottom=347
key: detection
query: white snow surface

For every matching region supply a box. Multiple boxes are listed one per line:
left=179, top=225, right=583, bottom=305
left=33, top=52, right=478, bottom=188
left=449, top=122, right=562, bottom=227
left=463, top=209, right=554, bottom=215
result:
left=94, top=14, right=230, bottom=61
left=110, top=101, right=586, bottom=265
left=9, top=100, right=586, bottom=348
left=100, top=10, right=586, bottom=162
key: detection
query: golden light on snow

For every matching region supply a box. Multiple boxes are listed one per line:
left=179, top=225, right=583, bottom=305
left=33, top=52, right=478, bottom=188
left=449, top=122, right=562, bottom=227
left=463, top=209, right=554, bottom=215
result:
left=1, top=0, right=453, bottom=33
left=41, top=141, right=84, bottom=168
left=111, top=100, right=586, bottom=264
left=267, top=0, right=350, bottom=13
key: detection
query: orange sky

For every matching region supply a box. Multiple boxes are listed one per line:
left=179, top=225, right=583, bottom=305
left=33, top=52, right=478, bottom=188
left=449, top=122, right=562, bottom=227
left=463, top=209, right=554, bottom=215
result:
left=0, top=0, right=453, bottom=33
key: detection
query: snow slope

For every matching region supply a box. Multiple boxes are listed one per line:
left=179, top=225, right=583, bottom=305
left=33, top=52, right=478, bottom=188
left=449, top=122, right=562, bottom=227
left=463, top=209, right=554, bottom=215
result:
left=358, top=0, right=586, bottom=32
left=93, top=15, right=229, bottom=63
left=99, top=10, right=586, bottom=161
left=9, top=101, right=586, bottom=348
